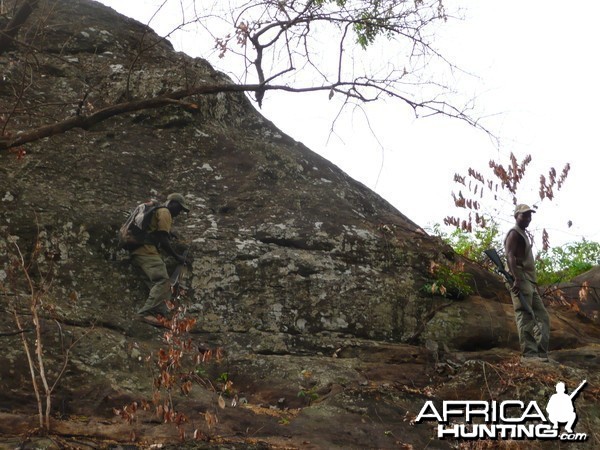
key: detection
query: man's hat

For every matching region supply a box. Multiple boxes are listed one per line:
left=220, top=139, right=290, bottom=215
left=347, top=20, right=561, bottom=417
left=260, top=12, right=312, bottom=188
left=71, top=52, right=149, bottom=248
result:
left=514, top=204, right=535, bottom=215
left=167, top=193, right=190, bottom=212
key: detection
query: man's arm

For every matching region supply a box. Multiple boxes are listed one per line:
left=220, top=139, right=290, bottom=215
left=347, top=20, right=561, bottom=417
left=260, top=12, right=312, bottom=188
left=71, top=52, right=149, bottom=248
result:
left=155, top=232, right=186, bottom=264
left=153, top=208, right=186, bottom=264
left=505, top=230, right=523, bottom=295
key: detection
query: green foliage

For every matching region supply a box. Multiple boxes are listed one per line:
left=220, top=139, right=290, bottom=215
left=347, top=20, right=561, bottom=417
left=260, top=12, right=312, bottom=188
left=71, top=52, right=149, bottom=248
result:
left=217, top=372, right=229, bottom=383
left=315, top=0, right=347, bottom=5
left=314, top=0, right=442, bottom=49
left=312, top=0, right=390, bottom=49
left=433, top=222, right=600, bottom=288
left=536, top=239, right=600, bottom=285
left=423, top=260, right=473, bottom=300
left=216, top=371, right=234, bottom=396
left=431, top=221, right=502, bottom=264
left=354, top=6, right=390, bottom=49
left=297, top=387, right=320, bottom=404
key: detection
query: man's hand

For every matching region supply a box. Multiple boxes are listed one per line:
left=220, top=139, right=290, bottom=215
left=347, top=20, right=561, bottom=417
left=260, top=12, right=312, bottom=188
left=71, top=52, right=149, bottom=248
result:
left=176, top=252, right=192, bottom=266
left=511, top=279, right=521, bottom=295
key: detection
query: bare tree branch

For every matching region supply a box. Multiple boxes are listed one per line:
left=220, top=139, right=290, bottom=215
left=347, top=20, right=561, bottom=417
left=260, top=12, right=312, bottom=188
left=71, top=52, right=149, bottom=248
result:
left=0, top=75, right=484, bottom=151
left=0, top=0, right=494, bottom=152
left=0, top=328, right=32, bottom=336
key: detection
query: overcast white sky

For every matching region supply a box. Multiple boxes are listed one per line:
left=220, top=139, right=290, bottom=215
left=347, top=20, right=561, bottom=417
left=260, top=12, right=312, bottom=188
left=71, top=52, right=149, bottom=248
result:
left=95, top=0, right=599, bottom=250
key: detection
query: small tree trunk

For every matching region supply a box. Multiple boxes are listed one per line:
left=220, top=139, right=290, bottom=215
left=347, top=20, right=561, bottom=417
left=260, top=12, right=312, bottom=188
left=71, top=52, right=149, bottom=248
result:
left=32, top=303, right=51, bottom=431
left=0, top=0, right=40, bottom=54
left=13, top=308, right=44, bottom=429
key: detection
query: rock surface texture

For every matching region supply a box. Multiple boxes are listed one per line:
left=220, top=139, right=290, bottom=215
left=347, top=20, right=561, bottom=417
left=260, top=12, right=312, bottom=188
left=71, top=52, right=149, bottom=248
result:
left=0, top=1, right=598, bottom=448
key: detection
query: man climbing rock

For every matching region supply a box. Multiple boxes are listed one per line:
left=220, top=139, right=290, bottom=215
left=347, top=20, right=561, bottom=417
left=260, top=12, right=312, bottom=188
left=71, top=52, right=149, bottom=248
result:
left=130, top=193, right=190, bottom=327
left=504, top=204, right=551, bottom=363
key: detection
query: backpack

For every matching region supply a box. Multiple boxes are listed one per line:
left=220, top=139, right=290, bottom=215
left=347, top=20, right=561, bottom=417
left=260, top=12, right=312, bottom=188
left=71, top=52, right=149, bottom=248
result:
left=118, top=200, right=166, bottom=250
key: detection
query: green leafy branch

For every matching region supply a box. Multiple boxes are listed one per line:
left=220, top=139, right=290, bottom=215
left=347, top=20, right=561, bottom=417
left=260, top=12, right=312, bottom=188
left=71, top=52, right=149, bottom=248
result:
left=423, top=260, right=473, bottom=300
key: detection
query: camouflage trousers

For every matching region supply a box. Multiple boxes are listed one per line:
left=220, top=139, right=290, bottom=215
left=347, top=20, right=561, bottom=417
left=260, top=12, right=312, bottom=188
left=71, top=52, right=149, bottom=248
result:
left=131, top=254, right=170, bottom=317
left=509, top=278, right=550, bottom=357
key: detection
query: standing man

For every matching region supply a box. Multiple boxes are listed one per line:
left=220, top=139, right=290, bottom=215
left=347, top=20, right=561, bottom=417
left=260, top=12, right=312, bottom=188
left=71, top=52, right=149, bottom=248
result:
left=131, top=193, right=189, bottom=326
left=504, top=204, right=551, bottom=362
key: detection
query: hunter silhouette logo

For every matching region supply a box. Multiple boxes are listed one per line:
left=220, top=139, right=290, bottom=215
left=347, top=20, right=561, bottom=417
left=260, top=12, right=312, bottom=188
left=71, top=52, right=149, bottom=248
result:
left=416, top=380, right=588, bottom=441
left=546, top=380, right=586, bottom=434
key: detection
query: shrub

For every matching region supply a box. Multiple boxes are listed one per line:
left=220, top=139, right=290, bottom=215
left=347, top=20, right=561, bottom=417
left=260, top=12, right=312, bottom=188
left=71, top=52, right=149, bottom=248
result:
left=536, top=239, right=600, bottom=285
left=431, top=221, right=502, bottom=264
left=423, top=260, right=473, bottom=300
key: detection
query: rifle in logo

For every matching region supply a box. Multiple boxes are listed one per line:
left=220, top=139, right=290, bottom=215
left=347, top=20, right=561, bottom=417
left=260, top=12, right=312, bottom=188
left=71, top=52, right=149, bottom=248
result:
left=415, top=379, right=589, bottom=442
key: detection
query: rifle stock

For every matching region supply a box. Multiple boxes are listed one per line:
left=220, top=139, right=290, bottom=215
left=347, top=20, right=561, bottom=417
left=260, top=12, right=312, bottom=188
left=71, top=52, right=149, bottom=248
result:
left=484, top=248, right=536, bottom=318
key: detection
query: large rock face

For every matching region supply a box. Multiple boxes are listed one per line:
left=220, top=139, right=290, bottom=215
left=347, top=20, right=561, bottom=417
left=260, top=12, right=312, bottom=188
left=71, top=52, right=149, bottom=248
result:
left=0, top=0, right=492, bottom=345
left=1, top=1, right=599, bottom=448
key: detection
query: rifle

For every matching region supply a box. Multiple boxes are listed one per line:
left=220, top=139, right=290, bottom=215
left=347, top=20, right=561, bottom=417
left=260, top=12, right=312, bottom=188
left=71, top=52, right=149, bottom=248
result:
left=569, top=380, right=587, bottom=400
left=170, top=248, right=190, bottom=291
left=484, top=249, right=536, bottom=318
